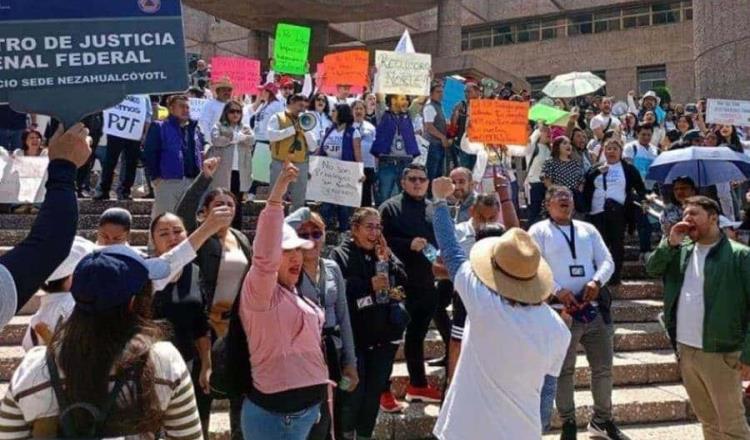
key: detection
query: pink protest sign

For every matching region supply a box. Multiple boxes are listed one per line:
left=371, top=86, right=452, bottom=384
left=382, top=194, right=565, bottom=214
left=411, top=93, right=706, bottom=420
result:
left=211, top=56, right=261, bottom=95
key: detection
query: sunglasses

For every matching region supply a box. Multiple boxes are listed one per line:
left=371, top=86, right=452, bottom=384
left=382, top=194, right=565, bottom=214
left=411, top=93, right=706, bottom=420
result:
left=298, top=230, right=324, bottom=241
left=316, top=98, right=327, bottom=103
left=228, top=109, right=243, bottom=114
left=406, top=176, right=428, bottom=183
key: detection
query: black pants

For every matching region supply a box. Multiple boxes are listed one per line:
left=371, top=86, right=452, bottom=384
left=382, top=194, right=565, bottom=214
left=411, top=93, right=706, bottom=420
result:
left=230, top=170, right=243, bottom=230
left=404, top=284, right=438, bottom=387
left=99, top=135, right=141, bottom=197
left=434, top=279, right=453, bottom=353
left=76, top=134, right=100, bottom=192
left=192, top=359, right=243, bottom=440
left=361, top=167, right=376, bottom=207
left=339, top=344, right=399, bottom=438
left=589, top=207, right=626, bottom=284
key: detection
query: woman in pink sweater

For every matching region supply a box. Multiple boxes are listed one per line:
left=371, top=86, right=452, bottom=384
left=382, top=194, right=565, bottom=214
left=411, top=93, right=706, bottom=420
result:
left=239, top=161, right=330, bottom=439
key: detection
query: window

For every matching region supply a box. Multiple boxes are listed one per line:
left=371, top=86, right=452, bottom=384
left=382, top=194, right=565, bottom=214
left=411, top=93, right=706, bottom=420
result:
left=623, top=6, right=651, bottom=28
left=468, top=30, right=492, bottom=49
left=541, top=19, right=560, bottom=40
left=461, top=34, right=469, bottom=50
left=517, top=22, right=540, bottom=42
left=527, top=75, right=551, bottom=100
left=683, top=0, right=693, bottom=20
left=568, top=14, right=593, bottom=36
left=594, top=10, right=621, bottom=33
left=652, top=2, right=681, bottom=24
left=493, top=25, right=514, bottom=45
left=638, top=65, right=667, bottom=94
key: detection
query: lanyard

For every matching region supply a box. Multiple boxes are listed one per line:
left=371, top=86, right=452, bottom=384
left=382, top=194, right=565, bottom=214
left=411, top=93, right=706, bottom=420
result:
left=552, top=222, right=577, bottom=261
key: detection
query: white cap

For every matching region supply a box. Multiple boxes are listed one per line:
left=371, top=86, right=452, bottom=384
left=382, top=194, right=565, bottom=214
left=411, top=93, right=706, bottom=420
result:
left=719, top=215, right=742, bottom=230
left=47, top=236, right=96, bottom=282
left=281, top=223, right=314, bottom=250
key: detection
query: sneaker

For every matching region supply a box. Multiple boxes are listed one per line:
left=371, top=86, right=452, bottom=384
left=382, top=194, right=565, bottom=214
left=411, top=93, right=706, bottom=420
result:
left=405, top=384, right=442, bottom=403
left=588, top=420, right=631, bottom=440
left=117, top=193, right=132, bottom=201
left=560, top=419, right=577, bottom=440
left=379, top=391, right=405, bottom=413
left=427, top=356, right=447, bottom=368
left=92, top=190, right=110, bottom=201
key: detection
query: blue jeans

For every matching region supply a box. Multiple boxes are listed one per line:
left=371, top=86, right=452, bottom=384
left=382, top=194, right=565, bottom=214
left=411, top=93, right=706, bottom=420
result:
left=425, top=141, right=448, bottom=181
left=540, top=374, right=557, bottom=433
left=320, top=203, right=352, bottom=231
left=0, top=128, right=23, bottom=152
left=528, top=182, right=547, bottom=226
left=376, top=158, right=409, bottom=205
left=241, top=398, right=320, bottom=440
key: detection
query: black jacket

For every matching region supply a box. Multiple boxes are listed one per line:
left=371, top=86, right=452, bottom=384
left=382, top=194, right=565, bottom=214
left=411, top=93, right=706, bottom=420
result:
left=379, top=193, right=436, bottom=288
left=582, top=160, right=647, bottom=220
left=330, top=240, right=408, bottom=350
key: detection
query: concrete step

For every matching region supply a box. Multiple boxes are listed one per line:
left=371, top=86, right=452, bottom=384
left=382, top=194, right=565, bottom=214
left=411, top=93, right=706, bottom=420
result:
left=75, top=199, right=268, bottom=216
left=0, top=214, right=260, bottom=231
left=612, top=280, right=662, bottom=300
left=622, top=261, right=654, bottom=279
left=543, top=422, right=703, bottom=440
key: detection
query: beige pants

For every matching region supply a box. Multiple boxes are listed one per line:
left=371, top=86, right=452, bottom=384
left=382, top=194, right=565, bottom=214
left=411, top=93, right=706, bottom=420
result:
left=678, top=343, right=750, bottom=440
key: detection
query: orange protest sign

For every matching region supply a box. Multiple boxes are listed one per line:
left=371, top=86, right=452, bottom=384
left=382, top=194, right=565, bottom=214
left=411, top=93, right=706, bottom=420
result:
left=322, top=50, right=369, bottom=88
left=468, top=100, right=530, bottom=145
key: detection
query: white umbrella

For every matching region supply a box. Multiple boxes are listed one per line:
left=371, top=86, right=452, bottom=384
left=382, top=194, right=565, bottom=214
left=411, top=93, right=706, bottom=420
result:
left=542, top=71, right=606, bottom=98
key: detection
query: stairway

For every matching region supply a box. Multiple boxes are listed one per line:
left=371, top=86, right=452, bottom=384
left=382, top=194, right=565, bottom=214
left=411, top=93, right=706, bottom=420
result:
left=0, top=199, right=701, bottom=439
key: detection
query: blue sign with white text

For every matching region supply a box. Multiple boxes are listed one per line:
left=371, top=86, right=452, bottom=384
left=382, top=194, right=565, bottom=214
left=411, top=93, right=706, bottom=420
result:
left=0, top=0, right=188, bottom=127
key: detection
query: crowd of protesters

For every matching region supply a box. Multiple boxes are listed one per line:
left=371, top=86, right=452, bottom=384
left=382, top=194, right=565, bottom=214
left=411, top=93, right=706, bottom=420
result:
left=0, top=57, right=750, bottom=440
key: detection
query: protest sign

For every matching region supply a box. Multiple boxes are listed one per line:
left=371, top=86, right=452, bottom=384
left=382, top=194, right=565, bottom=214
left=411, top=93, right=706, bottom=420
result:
left=273, top=23, right=311, bottom=75
left=442, top=77, right=464, bottom=118
left=317, top=63, right=364, bottom=95
left=0, top=155, right=48, bottom=203
left=0, top=0, right=188, bottom=129
left=706, top=99, right=750, bottom=126
left=374, top=50, right=431, bottom=97
left=211, top=56, right=261, bottom=95
left=529, top=103, right=570, bottom=127
left=103, top=95, right=149, bottom=141
left=322, top=51, right=369, bottom=88
left=468, top=100, right=530, bottom=145
left=306, top=156, right=364, bottom=208
left=251, top=143, right=272, bottom=184
left=189, top=98, right=207, bottom=121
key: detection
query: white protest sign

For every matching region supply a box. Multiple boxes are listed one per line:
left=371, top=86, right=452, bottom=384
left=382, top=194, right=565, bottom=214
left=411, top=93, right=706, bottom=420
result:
left=374, top=50, right=431, bottom=97
left=103, top=95, right=149, bottom=141
left=305, top=156, right=364, bottom=208
left=189, top=98, right=208, bottom=121
left=706, top=99, right=750, bottom=127
left=0, top=155, right=49, bottom=203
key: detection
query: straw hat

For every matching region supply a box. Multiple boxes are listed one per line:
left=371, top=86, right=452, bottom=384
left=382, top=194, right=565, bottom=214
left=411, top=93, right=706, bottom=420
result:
left=469, top=227, right=554, bottom=304
left=213, top=76, right=234, bottom=91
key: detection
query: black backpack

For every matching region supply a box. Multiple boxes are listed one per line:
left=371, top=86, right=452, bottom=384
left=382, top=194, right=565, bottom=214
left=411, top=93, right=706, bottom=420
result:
left=209, top=295, right=252, bottom=399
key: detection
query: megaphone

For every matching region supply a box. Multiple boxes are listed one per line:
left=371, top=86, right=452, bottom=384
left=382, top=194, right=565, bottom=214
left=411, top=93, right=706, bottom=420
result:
left=299, top=112, right=317, bottom=131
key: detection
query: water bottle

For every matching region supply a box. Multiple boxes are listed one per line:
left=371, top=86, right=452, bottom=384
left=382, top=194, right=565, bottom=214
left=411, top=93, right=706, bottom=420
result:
left=339, top=376, right=352, bottom=392
left=422, top=243, right=439, bottom=263
left=375, top=260, right=390, bottom=304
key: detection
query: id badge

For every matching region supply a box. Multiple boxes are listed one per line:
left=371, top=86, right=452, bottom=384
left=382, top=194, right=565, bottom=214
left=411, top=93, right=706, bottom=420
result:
left=569, top=265, right=585, bottom=278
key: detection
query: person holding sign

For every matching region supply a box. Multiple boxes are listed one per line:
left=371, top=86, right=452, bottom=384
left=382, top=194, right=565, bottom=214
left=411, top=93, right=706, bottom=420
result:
left=199, top=77, right=234, bottom=139
left=144, top=95, right=205, bottom=220
left=317, top=104, right=363, bottom=231
left=209, top=100, right=255, bottom=229
left=267, top=94, right=317, bottom=210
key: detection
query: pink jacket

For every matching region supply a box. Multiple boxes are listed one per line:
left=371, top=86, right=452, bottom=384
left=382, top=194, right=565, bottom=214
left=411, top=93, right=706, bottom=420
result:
left=239, top=204, right=329, bottom=394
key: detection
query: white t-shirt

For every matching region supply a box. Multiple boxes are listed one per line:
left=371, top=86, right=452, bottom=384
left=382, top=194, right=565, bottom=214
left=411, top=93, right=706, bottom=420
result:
left=22, top=293, right=75, bottom=351
left=252, top=100, right=286, bottom=142
left=198, top=98, right=227, bottom=139
left=455, top=221, right=476, bottom=255
left=677, top=241, right=718, bottom=348
left=434, top=261, right=570, bottom=440
left=590, top=162, right=627, bottom=215
left=321, top=126, right=361, bottom=161
left=423, top=102, right=438, bottom=124
left=354, top=121, right=376, bottom=169
left=589, top=113, right=622, bottom=133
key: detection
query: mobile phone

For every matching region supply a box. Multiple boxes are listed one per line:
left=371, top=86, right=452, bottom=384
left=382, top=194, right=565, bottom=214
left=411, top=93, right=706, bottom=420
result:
left=685, top=103, right=698, bottom=114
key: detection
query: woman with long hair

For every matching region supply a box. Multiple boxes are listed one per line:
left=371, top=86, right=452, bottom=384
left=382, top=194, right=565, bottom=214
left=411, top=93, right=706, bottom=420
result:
left=352, top=99, right=377, bottom=207
left=542, top=136, right=585, bottom=212
left=175, top=157, right=252, bottom=440
left=308, top=92, right=333, bottom=145
left=16, top=129, right=47, bottom=158
left=209, top=100, right=254, bottom=228
left=318, top=103, right=363, bottom=231
left=621, top=112, right=638, bottom=143
left=570, top=127, right=593, bottom=171
left=239, top=162, right=330, bottom=439
left=642, top=110, right=666, bottom=150
left=0, top=246, right=203, bottom=439
left=676, top=114, right=694, bottom=139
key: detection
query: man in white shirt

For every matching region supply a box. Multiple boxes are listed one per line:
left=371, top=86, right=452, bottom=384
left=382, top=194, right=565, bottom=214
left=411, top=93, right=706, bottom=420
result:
left=623, top=123, right=658, bottom=261
left=198, top=77, right=233, bottom=138
left=647, top=196, right=750, bottom=440
left=529, top=186, right=628, bottom=440
left=589, top=97, right=622, bottom=142
left=431, top=177, right=570, bottom=440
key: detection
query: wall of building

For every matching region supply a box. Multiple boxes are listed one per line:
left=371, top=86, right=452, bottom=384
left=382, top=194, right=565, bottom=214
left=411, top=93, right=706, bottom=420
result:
left=183, top=6, right=269, bottom=62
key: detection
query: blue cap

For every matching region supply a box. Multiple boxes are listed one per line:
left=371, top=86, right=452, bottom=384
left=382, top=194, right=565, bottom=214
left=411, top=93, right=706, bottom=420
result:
left=71, top=245, right=171, bottom=313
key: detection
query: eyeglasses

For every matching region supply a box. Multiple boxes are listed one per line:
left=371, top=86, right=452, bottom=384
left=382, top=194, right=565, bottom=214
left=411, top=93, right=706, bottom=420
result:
left=551, top=192, right=572, bottom=200
left=298, top=230, right=324, bottom=241
left=407, top=176, right=428, bottom=183
left=316, top=98, right=327, bottom=103
left=228, top=109, right=243, bottom=114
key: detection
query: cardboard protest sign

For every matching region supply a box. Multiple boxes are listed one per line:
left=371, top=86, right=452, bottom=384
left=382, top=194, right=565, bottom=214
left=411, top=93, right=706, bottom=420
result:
left=706, top=99, right=750, bottom=126
left=211, top=56, right=261, bottom=95
left=374, top=50, right=431, bottom=97
left=316, top=63, right=364, bottom=95
left=322, top=51, right=369, bottom=88
left=0, top=0, right=188, bottom=129
left=468, top=100, right=530, bottom=145
left=529, top=103, right=570, bottom=127
left=189, top=98, right=207, bottom=121
left=273, top=23, right=311, bottom=75
left=0, top=155, right=48, bottom=203
left=442, top=77, right=465, bottom=118
left=251, top=143, right=272, bottom=184
left=103, top=95, right=149, bottom=141
left=306, top=156, right=364, bottom=208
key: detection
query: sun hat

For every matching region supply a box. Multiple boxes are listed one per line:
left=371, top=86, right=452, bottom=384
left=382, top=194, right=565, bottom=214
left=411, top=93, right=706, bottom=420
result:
left=285, top=207, right=325, bottom=231
left=71, top=245, right=171, bottom=313
left=469, top=227, right=554, bottom=304
left=213, top=76, right=234, bottom=91
left=281, top=223, right=314, bottom=251
left=46, top=236, right=96, bottom=282
left=640, top=90, right=661, bottom=106
left=719, top=215, right=742, bottom=230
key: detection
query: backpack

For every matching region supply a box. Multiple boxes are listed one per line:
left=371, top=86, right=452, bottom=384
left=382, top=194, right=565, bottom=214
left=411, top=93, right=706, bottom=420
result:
left=209, top=295, right=252, bottom=400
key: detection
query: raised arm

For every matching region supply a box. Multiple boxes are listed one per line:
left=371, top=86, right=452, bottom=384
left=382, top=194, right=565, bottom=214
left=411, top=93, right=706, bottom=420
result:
left=431, top=178, right=468, bottom=280
left=494, top=173, right=520, bottom=229
left=175, top=158, right=219, bottom=234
